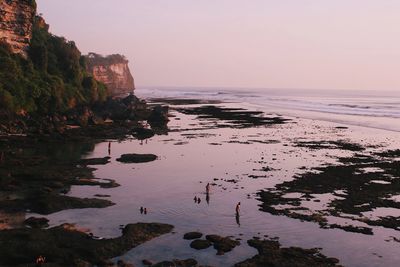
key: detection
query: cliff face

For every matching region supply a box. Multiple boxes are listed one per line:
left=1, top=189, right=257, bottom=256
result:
left=86, top=53, right=135, bottom=96
left=0, top=0, right=36, bottom=57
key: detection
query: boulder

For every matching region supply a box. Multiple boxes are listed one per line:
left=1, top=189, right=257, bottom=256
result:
left=116, top=154, right=157, bottom=163
left=190, top=239, right=212, bottom=250
left=183, top=232, right=203, bottom=240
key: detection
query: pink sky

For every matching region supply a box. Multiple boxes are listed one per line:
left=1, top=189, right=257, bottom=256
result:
left=37, top=0, right=400, bottom=90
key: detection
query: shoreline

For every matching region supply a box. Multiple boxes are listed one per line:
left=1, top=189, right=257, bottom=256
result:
left=137, top=88, right=400, bottom=133
left=1, top=97, right=400, bottom=266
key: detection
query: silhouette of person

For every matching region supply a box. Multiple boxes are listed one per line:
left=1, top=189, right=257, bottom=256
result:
left=194, top=196, right=198, bottom=203
left=108, top=142, right=111, bottom=155
left=140, top=207, right=144, bottom=214
left=197, top=198, right=201, bottom=204
left=144, top=208, right=147, bottom=214
left=206, top=192, right=210, bottom=205
left=236, top=202, right=241, bottom=215
left=206, top=183, right=210, bottom=193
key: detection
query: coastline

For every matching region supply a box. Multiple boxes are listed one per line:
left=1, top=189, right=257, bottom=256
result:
left=1, top=97, right=400, bottom=266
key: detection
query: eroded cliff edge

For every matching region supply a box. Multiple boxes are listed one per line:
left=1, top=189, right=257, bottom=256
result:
left=0, top=0, right=36, bottom=58
left=86, top=53, right=135, bottom=97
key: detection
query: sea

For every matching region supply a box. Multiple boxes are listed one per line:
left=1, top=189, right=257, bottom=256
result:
left=137, top=87, right=400, bottom=132
left=29, top=86, right=400, bottom=267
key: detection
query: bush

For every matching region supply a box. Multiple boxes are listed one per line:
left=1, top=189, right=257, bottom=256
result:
left=0, top=87, right=15, bottom=112
left=0, top=15, right=109, bottom=115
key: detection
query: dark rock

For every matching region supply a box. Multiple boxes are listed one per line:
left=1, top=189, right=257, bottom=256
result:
left=235, top=239, right=342, bottom=267
left=117, top=259, right=135, bottom=267
left=24, top=217, right=49, bottom=228
left=181, top=259, right=198, bottom=266
left=153, top=258, right=198, bottom=267
left=183, top=232, right=203, bottom=240
left=0, top=193, right=115, bottom=215
left=190, top=239, right=212, bottom=250
left=177, top=105, right=288, bottom=128
left=205, top=234, right=223, bottom=243
left=142, top=259, right=154, bottom=266
left=153, top=261, right=175, bottom=267
left=79, top=157, right=111, bottom=165
left=148, top=105, right=169, bottom=126
left=132, top=127, right=155, bottom=140
left=0, top=222, right=173, bottom=266
left=116, top=154, right=157, bottom=163
left=212, top=237, right=240, bottom=255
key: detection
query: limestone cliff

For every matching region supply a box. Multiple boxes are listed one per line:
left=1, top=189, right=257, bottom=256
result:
left=86, top=53, right=135, bottom=96
left=0, top=0, right=36, bottom=57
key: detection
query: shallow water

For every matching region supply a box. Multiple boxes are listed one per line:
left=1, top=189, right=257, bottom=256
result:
left=28, top=101, right=400, bottom=267
left=138, top=87, right=400, bottom=132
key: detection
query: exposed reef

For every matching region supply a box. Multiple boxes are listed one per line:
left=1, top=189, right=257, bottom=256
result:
left=235, top=238, right=342, bottom=267
left=0, top=222, right=173, bottom=266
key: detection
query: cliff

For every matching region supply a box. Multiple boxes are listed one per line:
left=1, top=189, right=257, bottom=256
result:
left=0, top=0, right=36, bottom=58
left=86, top=53, right=135, bottom=96
left=0, top=0, right=108, bottom=116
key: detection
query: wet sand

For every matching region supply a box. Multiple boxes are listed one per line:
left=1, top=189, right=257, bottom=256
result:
left=2, top=98, right=400, bottom=266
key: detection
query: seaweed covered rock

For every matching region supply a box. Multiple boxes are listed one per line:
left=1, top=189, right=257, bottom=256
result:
left=190, top=239, right=212, bottom=250
left=183, top=232, right=203, bottom=240
left=235, top=239, right=342, bottom=267
left=0, top=222, right=173, bottom=266
left=117, top=153, right=157, bottom=163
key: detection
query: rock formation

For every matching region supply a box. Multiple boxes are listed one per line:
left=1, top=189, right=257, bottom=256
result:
left=86, top=53, right=135, bottom=96
left=0, top=0, right=36, bottom=57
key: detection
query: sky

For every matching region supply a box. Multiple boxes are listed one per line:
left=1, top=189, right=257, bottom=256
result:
left=36, top=0, right=400, bottom=90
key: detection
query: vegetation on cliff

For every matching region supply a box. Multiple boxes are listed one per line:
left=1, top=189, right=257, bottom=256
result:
left=0, top=15, right=107, bottom=115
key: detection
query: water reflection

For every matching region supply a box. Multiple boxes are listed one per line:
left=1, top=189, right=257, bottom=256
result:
left=235, top=213, right=241, bottom=227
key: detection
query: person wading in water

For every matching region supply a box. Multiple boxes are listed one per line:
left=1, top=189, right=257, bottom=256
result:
left=236, top=202, right=241, bottom=215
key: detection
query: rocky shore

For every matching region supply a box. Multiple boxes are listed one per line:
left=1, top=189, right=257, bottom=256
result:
left=0, top=94, right=172, bottom=266
left=0, top=98, right=349, bottom=266
left=0, top=222, right=173, bottom=266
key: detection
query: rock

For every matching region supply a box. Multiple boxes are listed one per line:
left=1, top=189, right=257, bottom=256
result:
left=234, top=239, right=342, bottom=267
left=213, top=237, right=240, bottom=255
left=183, top=259, right=197, bottom=266
left=116, top=153, right=157, bottom=163
left=79, top=157, right=111, bottom=165
left=24, top=217, right=49, bottom=228
left=153, top=261, right=176, bottom=267
left=190, top=239, right=212, bottom=250
left=0, top=193, right=115, bottom=215
left=180, top=259, right=198, bottom=266
left=142, top=259, right=154, bottom=266
left=152, top=259, right=198, bottom=267
left=0, top=222, right=173, bottom=266
left=205, top=234, right=223, bottom=243
left=117, top=259, right=135, bottom=267
left=148, top=105, right=169, bottom=126
left=183, top=232, right=203, bottom=240
left=132, top=127, right=155, bottom=140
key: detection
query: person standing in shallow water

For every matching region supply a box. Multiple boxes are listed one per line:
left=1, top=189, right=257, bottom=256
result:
left=108, top=142, right=111, bottom=155
left=235, top=213, right=241, bottom=226
left=236, top=202, right=241, bottom=215
left=206, top=183, right=210, bottom=193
